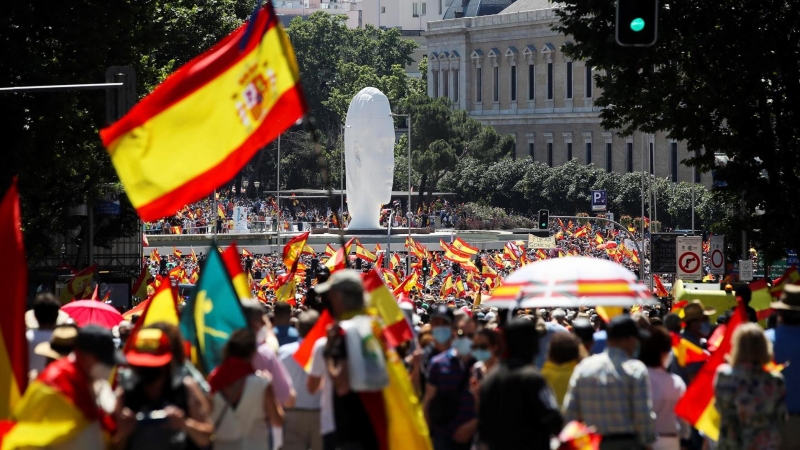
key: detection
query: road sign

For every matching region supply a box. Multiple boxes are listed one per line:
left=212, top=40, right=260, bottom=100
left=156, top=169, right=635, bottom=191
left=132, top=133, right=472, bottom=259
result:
left=709, top=235, right=725, bottom=275
left=676, top=236, right=703, bottom=280
left=591, top=190, right=607, bottom=212
left=739, top=259, right=754, bottom=281
left=606, top=212, right=615, bottom=230
left=528, top=234, right=556, bottom=249
left=651, top=233, right=679, bottom=273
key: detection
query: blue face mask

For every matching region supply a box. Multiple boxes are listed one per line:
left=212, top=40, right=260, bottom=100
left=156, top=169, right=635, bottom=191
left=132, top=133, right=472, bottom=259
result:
left=699, top=322, right=712, bottom=337
left=432, top=326, right=452, bottom=345
left=472, top=349, right=492, bottom=362
left=454, top=337, right=473, bottom=356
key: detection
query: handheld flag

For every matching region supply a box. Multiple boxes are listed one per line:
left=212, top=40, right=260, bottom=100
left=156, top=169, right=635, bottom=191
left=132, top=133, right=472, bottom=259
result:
left=100, top=3, right=307, bottom=221
left=59, top=265, right=97, bottom=304
left=222, top=244, right=252, bottom=300
left=364, top=270, right=413, bottom=348
left=282, top=232, right=309, bottom=271
left=180, top=249, right=248, bottom=373
left=670, top=332, right=710, bottom=367
left=293, top=309, right=334, bottom=372
left=140, top=282, right=180, bottom=327
left=0, top=178, right=28, bottom=418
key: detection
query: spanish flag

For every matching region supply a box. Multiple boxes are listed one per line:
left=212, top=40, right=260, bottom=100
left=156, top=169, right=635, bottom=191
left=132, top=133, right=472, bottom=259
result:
left=324, top=243, right=336, bottom=259
left=594, top=233, right=604, bottom=245
left=653, top=274, right=669, bottom=298
left=440, top=273, right=454, bottom=298
left=58, top=265, right=96, bottom=304
left=218, top=204, right=226, bottom=219
left=293, top=309, right=334, bottom=372
left=324, top=238, right=354, bottom=273
left=670, top=332, right=709, bottom=367
left=100, top=3, right=306, bottom=221
left=356, top=240, right=377, bottom=263
left=222, top=244, right=252, bottom=300
left=452, top=237, right=478, bottom=255
left=365, top=270, right=413, bottom=348
left=675, top=299, right=746, bottom=441
left=131, top=265, right=153, bottom=300
left=274, top=272, right=297, bottom=304
left=0, top=179, right=27, bottom=419
left=149, top=248, right=161, bottom=263
left=282, top=232, right=309, bottom=271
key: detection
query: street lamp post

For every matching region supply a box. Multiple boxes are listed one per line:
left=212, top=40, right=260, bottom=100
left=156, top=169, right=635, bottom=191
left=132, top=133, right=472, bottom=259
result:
left=390, top=112, right=412, bottom=270
left=386, top=211, right=396, bottom=269
left=254, top=181, right=260, bottom=198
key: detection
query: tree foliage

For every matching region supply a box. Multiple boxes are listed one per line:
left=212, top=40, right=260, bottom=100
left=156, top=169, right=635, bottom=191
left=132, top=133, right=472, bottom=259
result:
left=439, top=158, right=722, bottom=231
left=1, top=0, right=257, bottom=262
left=554, top=0, right=800, bottom=260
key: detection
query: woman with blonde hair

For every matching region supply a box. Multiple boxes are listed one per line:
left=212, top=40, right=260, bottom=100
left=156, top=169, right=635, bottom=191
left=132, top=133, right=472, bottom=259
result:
left=714, top=323, right=787, bottom=450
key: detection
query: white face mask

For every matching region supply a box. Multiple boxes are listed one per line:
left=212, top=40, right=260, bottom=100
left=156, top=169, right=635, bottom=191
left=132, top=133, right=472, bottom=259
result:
left=93, top=379, right=117, bottom=414
left=663, top=351, right=674, bottom=369
left=90, top=363, right=113, bottom=382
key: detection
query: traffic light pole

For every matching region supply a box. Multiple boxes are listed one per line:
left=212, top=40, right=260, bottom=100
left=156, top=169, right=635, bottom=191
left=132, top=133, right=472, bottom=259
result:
left=550, top=215, right=646, bottom=282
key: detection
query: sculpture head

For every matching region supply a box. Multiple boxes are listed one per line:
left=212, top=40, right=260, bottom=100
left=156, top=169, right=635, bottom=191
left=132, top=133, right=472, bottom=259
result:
left=344, top=87, right=395, bottom=229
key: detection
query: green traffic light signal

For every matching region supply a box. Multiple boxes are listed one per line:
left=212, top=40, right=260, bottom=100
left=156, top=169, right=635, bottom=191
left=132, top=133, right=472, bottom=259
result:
left=630, top=17, right=645, bottom=32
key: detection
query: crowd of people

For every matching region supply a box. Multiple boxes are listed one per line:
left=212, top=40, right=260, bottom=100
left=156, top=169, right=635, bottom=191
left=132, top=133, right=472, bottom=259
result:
left=141, top=193, right=472, bottom=235
left=21, top=262, right=799, bottom=450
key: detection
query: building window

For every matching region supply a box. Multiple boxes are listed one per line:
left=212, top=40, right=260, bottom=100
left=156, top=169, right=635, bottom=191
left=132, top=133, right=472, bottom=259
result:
left=433, top=70, right=439, bottom=97
left=528, top=64, right=534, bottom=100
left=476, top=68, right=482, bottom=103
left=585, top=65, right=593, bottom=98
left=493, top=66, right=499, bottom=102
left=566, top=61, right=573, bottom=99
left=567, top=142, right=573, bottom=161
left=442, top=69, right=449, bottom=98
left=649, top=142, right=654, bottom=174
left=547, top=63, right=553, bottom=100
left=547, top=143, right=553, bottom=167
left=586, top=142, right=592, bottom=165
left=510, top=66, right=517, bottom=101
left=413, top=2, right=418, bottom=16
left=671, top=142, right=679, bottom=182
left=606, top=143, right=612, bottom=172
left=422, top=2, right=426, bottom=14
left=528, top=143, right=534, bottom=158
left=381, top=6, right=386, bottom=12
left=439, top=0, right=442, bottom=14
left=626, top=142, right=634, bottom=172
left=453, top=69, right=459, bottom=102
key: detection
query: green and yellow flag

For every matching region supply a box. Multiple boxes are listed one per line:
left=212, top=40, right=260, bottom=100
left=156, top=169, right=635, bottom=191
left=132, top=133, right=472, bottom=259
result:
left=180, top=248, right=248, bottom=374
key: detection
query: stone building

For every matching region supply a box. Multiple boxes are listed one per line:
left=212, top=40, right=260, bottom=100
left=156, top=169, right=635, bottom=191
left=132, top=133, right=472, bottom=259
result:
left=424, top=0, right=710, bottom=184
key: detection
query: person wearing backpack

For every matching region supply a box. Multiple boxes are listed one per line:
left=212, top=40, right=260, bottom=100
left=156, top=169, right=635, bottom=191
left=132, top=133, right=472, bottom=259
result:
left=424, top=313, right=477, bottom=450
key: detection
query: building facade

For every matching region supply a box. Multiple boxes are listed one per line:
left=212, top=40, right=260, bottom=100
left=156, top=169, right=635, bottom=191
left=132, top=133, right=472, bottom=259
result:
left=424, top=2, right=710, bottom=184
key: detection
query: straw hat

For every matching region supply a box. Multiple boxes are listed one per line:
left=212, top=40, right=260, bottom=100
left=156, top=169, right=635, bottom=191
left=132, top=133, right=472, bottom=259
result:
left=771, top=284, right=800, bottom=311
left=681, top=300, right=716, bottom=322
left=34, top=325, right=78, bottom=360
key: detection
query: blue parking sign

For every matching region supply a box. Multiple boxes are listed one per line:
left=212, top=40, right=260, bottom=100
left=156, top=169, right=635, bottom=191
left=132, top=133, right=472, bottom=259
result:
left=591, top=190, right=607, bottom=212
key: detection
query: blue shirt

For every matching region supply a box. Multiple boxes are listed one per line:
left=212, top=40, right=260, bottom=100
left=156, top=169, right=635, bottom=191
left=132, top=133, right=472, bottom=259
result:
left=591, top=330, right=607, bottom=354
left=765, top=325, right=800, bottom=414
left=274, top=325, right=299, bottom=347
left=277, top=340, right=322, bottom=410
left=427, top=349, right=475, bottom=437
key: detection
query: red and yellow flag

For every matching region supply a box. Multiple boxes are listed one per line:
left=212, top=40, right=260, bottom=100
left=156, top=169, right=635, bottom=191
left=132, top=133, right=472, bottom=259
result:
left=100, top=3, right=306, bottom=221
left=365, top=270, right=413, bottom=348
left=140, top=281, right=180, bottom=327
left=653, top=274, right=670, bottom=298
left=293, top=309, right=334, bottom=372
left=356, top=240, right=377, bottom=263
left=452, top=237, right=478, bottom=255
left=324, top=243, right=336, bottom=259
left=274, top=272, right=297, bottom=304
left=59, top=265, right=96, bottom=304
left=675, top=299, right=746, bottom=441
left=222, top=244, right=251, bottom=300
left=440, top=273, right=454, bottom=298
left=173, top=246, right=182, bottom=258
left=440, top=240, right=472, bottom=264
left=149, top=248, right=161, bottom=263
left=324, top=238, right=354, bottom=273
left=0, top=179, right=27, bottom=418
left=671, top=332, right=710, bottom=367
left=594, top=233, right=604, bottom=245
left=282, top=232, right=309, bottom=271
left=131, top=265, right=153, bottom=300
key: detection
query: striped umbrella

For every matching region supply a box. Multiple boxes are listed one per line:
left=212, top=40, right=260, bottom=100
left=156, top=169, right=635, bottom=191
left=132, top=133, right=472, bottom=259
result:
left=485, top=256, right=655, bottom=309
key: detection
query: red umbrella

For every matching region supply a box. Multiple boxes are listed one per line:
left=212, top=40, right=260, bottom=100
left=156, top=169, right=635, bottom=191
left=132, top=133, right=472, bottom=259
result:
left=61, top=300, right=124, bottom=329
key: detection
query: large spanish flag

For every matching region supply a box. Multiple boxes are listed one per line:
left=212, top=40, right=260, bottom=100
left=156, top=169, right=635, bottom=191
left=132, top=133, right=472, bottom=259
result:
left=675, top=298, right=746, bottom=441
left=365, top=270, right=413, bottom=348
left=283, top=232, right=310, bottom=271
left=0, top=179, right=27, bottom=419
left=100, top=3, right=307, bottom=221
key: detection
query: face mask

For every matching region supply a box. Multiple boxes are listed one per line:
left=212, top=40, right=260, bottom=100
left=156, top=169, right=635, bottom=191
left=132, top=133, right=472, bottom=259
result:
left=699, top=322, right=712, bottom=337
left=632, top=340, right=641, bottom=359
left=663, top=351, right=674, bottom=369
left=454, top=337, right=473, bottom=356
left=432, top=326, right=452, bottom=345
left=90, top=363, right=113, bottom=382
left=472, top=349, right=492, bottom=362
left=137, top=366, right=164, bottom=385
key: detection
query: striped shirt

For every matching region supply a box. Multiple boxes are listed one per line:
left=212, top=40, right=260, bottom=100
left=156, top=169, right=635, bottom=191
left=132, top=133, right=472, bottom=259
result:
left=427, top=349, right=476, bottom=437
left=563, top=347, right=656, bottom=445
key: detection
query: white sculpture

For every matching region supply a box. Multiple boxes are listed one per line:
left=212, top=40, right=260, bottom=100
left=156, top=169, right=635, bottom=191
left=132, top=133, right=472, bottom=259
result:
left=344, top=87, right=395, bottom=229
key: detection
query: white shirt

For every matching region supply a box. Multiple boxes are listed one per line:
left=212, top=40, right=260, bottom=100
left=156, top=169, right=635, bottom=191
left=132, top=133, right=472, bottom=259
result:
left=211, top=375, right=270, bottom=450
left=26, top=328, right=53, bottom=375
left=309, top=338, right=335, bottom=434
left=647, top=367, right=686, bottom=436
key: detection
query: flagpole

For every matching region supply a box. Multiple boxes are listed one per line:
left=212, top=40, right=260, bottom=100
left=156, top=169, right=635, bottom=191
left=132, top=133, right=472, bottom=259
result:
left=276, top=133, right=281, bottom=247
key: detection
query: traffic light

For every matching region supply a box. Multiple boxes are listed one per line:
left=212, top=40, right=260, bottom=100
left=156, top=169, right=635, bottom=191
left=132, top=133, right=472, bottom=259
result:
left=422, top=259, right=429, bottom=276
left=616, top=0, right=658, bottom=47
left=538, top=210, right=549, bottom=230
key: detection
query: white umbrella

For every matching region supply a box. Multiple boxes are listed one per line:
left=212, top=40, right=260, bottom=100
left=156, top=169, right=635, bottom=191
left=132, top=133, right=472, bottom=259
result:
left=485, top=256, right=656, bottom=309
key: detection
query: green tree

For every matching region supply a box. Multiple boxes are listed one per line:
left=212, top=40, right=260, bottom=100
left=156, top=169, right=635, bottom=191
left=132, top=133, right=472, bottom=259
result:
left=554, top=0, right=800, bottom=260
left=1, top=0, right=256, bottom=264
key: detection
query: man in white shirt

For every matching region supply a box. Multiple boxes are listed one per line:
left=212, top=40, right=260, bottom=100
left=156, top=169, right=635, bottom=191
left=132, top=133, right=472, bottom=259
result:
left=279, top=310, right=323, bottom=450
left=307, top=337, right=336, bottom=450
left=26, top=293, right=61, bottom=379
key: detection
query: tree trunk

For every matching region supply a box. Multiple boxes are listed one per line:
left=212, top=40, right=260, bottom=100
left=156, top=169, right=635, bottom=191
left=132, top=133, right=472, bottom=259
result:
left=418, top=173, right=428, bottom=207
